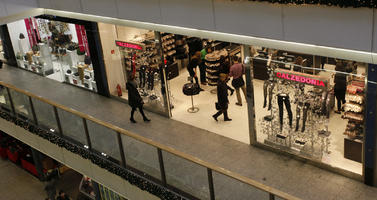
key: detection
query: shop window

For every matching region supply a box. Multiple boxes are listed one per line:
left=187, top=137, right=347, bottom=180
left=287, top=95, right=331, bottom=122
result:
left=98, top=23, right=166, bottom=114
left=7, top=18, right=97, bottom=92
left=252, top=51, right=365, bottom=175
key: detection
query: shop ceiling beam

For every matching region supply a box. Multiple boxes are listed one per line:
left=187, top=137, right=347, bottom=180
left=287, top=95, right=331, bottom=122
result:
left=0, top=8, right=44, bottom=25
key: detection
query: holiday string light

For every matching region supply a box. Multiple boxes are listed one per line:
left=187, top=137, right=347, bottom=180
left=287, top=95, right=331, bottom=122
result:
left=244, top=0, right=377, bottom=8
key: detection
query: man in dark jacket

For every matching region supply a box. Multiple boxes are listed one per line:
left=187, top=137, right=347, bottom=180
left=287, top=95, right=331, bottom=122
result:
left=334, top=63, right=347, bottom=114
left=126, top=75, right=150, bottom=123
left=212, top=73, right=232, bottom=121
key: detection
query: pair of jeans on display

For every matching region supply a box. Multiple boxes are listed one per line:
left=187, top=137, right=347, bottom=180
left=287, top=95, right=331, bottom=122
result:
left=147, top=70, right=155, bottom=90
left=139, top=66, right=147, bottom=88
left=263, top=80, right=274, bottom=110
left=295, top=102, right=310, bottom=132
left=277, top=94, right=292, bottom=131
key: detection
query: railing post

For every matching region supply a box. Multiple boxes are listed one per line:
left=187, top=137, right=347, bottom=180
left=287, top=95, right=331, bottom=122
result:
left=269, top=193, right=275, bottom=200
left=28, top=97, right=38, bottom=125
left=207, top=168, right=215, bottom=200
left=117, top=132, right=127, bottom=168
left=6, top=87, right=15, bottom=115
left=53, top=106, right=63, bottom=136
left=157, top=148, right=167, bottom=186
left=82, top=118, right=92, bottom=149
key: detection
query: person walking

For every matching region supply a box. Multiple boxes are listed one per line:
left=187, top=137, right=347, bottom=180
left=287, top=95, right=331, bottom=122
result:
left=187, top=51, right=204, bottom=91
left=219, top=55, right=234, bottom=95
left=44, top=175, right=57, bottom=200
left=199, top=46, right=212, bottom=85
left=334, top=62, right=347, bottom=114
left=229, top=56, right=246, bottom=106
left=126, top=75, right=150, bottom=123
left=212, top=73, right=232, bottom=121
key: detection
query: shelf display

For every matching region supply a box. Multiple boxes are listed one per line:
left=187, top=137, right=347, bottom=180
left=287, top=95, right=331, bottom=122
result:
left=8, top=17, right=97, bottom=92
left=116, top=31, right=166, bottom=112
left=205, top=49, right=227, bottom=86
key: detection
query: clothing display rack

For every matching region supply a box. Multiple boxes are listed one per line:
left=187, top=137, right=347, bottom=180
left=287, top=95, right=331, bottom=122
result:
left=205, top=49, right=227, bottom=86
left=343, top=77, right=365, bottom=163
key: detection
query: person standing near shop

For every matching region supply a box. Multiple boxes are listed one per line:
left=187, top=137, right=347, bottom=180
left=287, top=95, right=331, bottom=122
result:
left=187, top=51, right=203, bottom=91
left=56, top=190, right=70, bottom=200
left=200, top=46, right=212, bottom=85
left=126, top=75, right=150, bottom=123
left=334, top=62, right=347, bottom=114
left=213, top=73, right=232, bottom=121
left=229, top=56, right=246, bottom=106
left=219, top=55, right=234, bottom=95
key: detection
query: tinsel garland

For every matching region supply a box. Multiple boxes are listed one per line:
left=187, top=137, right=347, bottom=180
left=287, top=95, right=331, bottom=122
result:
left=246, top=0, right=377, bottom=8
left=0, top=110, right=186, bottom=200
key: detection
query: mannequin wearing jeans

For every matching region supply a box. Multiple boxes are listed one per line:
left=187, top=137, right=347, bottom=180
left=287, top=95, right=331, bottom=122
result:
left=263, top=80, right=274, bottom=110
left=295, top=102, right=310, bottom=132
left=277, top=93, right=293, bottom=131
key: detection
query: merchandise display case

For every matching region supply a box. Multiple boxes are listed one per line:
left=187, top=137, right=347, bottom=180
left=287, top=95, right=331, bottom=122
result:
left=8, top=18, right=97, bottom=92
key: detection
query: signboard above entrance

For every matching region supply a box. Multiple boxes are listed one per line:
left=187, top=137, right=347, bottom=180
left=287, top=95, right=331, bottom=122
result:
left=115, top=41, right=143, bottom=51
left=275, top=69, right=327, bottom=87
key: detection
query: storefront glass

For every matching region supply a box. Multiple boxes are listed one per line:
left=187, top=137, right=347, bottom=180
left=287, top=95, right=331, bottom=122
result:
left=252, top=50, right=366, bottom=175
left=98, top=23, right=167, bottom=114
left=7, top=17, right=97, bottom=92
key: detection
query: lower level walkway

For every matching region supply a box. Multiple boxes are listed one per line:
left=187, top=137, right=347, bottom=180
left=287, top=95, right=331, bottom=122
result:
left=0, top=157, right=46, bottom=200
left=1, top=65, right=377, bottom=200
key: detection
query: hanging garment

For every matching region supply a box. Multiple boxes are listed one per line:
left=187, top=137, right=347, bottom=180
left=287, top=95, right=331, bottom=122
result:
left=277, top=94, right=293, bottom=131
left=139, top=65, right=147, bottom=88
left=263, top=80, right=274, bottom=110
left=295, top=102, right=310, bottom=132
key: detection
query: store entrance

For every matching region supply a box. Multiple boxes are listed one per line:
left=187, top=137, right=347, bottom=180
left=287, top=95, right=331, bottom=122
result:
left=167, top=36, right=251, bottom=144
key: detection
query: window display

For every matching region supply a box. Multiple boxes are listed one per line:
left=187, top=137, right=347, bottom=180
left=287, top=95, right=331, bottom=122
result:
left=7, top=18, right=97, bottom=92
left=252, top=52, right=366, bottom=174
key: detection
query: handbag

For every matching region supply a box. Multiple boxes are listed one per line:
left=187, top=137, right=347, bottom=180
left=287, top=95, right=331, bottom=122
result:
left=183, top=83, right=201, bottom=96
left=232, top=77, right=244, bottom=88
left=215, top=102, right=220, bottom=110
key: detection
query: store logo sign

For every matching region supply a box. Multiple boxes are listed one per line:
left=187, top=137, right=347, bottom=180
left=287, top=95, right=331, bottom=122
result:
left=115, top=41, right=143, bottom=50
left=276, top=72, right=326, bottom=87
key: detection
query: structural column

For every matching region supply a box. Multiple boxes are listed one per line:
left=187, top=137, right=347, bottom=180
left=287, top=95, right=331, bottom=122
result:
left=365, top=64, right=377, bottom=186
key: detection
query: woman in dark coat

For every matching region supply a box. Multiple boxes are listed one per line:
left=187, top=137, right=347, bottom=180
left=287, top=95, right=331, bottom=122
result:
left=126, top=75, right=150, bottom=123
left=212, top=73, right=232, bottom=121
left=334, top=62, right=347, bottom=114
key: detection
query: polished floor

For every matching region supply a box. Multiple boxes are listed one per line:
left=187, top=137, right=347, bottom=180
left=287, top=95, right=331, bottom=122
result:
left=1, top=65, right=377, bottom=200
left=0, top=157, right=82, bottom=200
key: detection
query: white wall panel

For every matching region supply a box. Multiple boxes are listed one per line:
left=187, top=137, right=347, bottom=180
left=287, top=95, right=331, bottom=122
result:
left=372, top=9, right=377, bottom=53
left=116, top=0, right=162, bottom=24
left=0, top=0, right=8, bottom=18
left=37, top=0, right=52, bottom=9
left=3, top=0, right=38, bottom=16
left=4, top=0, right=36, bottom=16
left=283, top=5, right=373, bottom=52
left=213, top=0, right=283, bottom=40
left=50, top=0, right=82, bottom=13
left=81, top=0, right=118, bottom=18
left=160, top=0, right=215, bottom=31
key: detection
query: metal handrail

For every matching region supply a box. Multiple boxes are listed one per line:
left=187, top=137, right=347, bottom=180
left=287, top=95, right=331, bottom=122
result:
left=0, top=80, right=300, bottom=200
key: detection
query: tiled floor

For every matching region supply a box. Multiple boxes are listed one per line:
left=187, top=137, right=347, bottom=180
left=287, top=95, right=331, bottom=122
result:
left=1, top=65, right=377, bottom=200
left=0, top=156, right=83, bottom=200
left=0, top=158, right=46, bottom=200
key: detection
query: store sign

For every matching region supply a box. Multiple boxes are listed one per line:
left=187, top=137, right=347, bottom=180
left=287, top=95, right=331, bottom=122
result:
left=275, top=70, right=327, bottom=87
left=115, top=41, right=143, bottom=51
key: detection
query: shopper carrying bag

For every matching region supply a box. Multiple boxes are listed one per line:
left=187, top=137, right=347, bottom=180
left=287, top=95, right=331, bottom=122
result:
left=229, top=56, right=246, bottom=106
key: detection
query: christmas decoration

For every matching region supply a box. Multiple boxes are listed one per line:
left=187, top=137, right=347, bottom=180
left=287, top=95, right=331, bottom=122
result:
left=0, top=110, right=187, bottom=200
left=244, top=0, right=377, bottom=8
